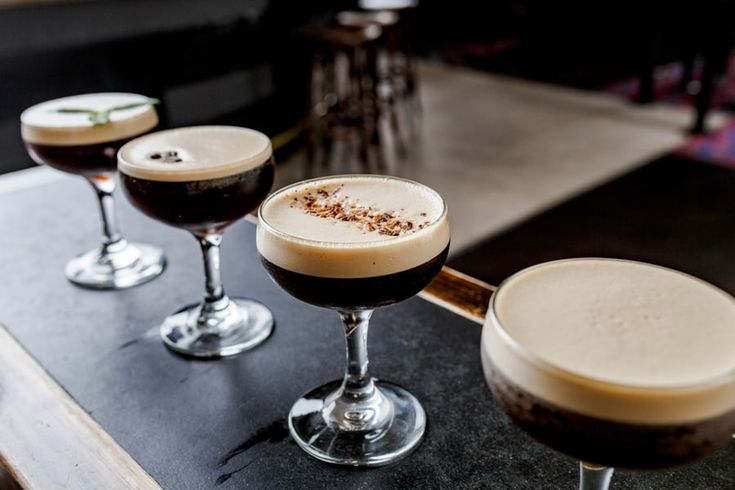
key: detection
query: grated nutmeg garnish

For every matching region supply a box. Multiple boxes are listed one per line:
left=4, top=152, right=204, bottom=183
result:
left=292, top=186, right=425, bottom=236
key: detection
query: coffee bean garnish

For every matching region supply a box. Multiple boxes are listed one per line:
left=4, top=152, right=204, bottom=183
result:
left=148, top=150, right=181, bottom=163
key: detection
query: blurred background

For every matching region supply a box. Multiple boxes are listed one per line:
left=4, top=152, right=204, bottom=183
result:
left=3, top=0, right=735, bottom=289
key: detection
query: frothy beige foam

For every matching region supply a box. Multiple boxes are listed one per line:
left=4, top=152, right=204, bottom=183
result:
left=21, top=93, right=158, bottom=146
left=257, top=175, right=449, bottom=278
left=118, top=126, right=272, bottom=182
left=482, top=258, right=735, bottom=424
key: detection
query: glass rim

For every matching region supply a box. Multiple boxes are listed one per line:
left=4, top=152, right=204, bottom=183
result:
left=257, top=174, right=448, bottom=249
left=117, top=125, right=273, bottom=182
left=487, top=257, right=735, bottom=393
left=20, top=92, right=156, bottom=126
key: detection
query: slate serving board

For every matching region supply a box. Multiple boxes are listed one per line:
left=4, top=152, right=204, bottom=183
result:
left=1, top=173, right=734, bottom=489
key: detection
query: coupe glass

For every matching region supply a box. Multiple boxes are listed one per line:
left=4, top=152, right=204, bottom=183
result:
left=482, top=258, right=735, bottom=489
left=119, top=126, right=275, bottom=358
left=20, top=93, right=166, bottom=289
left=257, top=174, right=450, bottom=466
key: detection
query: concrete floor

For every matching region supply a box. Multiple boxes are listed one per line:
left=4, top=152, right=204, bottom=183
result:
left=275, top=61, right=726, bottom=256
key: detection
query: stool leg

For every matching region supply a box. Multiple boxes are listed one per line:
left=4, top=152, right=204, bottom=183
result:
left=320, top=134, right=333, bottom=170
left=305, top=54, right=321, bottom=177
left=372, top=116, right=386, bottom=171
left=351, top=46, right=372, bottom=172
left=365, top=43, right=392, bottom=167
left=406, top=53, right=422, bottom=125
left=691, top=45, right=718, bottom=134
left=380, top=49, right=407, bottom=159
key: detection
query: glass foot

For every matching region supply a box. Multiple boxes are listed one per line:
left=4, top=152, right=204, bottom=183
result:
left=65, top=241, right=166, bottom=290
left=289, top=379, right=426, bottom=467
left=161, top=298, right=274, bottom=358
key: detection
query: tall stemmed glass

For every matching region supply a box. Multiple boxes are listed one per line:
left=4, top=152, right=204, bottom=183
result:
left=119, top=126, right=275, bottom=358
left=257, top=174, right=450, bottom=466
left=21, top=93, right=166, bottom=289
left=482, top=258, right=735, bottom=489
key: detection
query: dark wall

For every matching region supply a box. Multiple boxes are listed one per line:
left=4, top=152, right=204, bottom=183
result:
left=419, top=1, right=735, bottom=89
left=0, top=0, right=350, bottom=174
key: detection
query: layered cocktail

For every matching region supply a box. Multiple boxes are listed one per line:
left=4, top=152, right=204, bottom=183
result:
left=482, top=258, right=735, bottom=488
left=119, top=126, right=275, bottom=358
left=257, top=174, right=450, bottom=466
left=21, top=93, right=165, bottom=289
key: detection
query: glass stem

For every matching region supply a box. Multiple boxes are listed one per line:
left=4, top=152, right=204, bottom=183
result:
left=339, top=310, right=375, bottom=401
left=87, top=175, right=124, bottom=249
left=579, top=462, right=613, bottom=490
left=196, top=233, right=230, bottom=315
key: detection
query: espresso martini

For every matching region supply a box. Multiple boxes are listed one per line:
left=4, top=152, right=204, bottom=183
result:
left=20, top=93, right=164, bottom=289
left=119, top=126, right=275, bottom=358
left=119, top=126, right=274, bottom=233
left=257, top=175, right=449, bottom=308
left=22, top=93, right=159, bottom=175
left=257, top=175, right=449, bottom=466
left=482, top=259, right=735, bottom=486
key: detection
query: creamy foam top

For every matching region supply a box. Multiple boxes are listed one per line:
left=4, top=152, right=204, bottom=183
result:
left=118, top=126, right=272, bottom=182
left=21, top=93, right=158, bottom=146
left=257, top=175, right=449, bottom=278
left=482, top=259, right=735, bottom=424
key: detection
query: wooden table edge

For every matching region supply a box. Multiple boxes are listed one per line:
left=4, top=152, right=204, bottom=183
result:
left=0, top=326, right=161, bottom=489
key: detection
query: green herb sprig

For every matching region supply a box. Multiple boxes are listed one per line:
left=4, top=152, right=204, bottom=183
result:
left=56, top=98, right=160, bottom=126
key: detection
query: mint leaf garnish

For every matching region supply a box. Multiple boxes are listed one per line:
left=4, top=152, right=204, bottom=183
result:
left=55, top=97, right=160, bottom=126
left=56, top=108, right=98, bottom=114
left=106, top=98, right=160, bottom=113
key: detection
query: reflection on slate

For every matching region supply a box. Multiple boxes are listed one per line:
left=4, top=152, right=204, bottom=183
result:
left=450, top=157, right=735, bottom=296
left=0, top=172, right=734, bottom=488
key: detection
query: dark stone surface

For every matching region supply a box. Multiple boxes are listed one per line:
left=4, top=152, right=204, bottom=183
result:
left=2, top=171, right=735, bottom=488
left=450, top=157, right=735, bottom=296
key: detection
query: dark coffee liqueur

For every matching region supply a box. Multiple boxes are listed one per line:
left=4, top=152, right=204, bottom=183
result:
left=119, top=126, right=274, bottom=233
left=21, top=93, right=158, bottom=175
left=261, top=249, right=447, bottom=308
left=257, top=175, right=450, bottom=308
left=482, top=259, right=735, bottom=469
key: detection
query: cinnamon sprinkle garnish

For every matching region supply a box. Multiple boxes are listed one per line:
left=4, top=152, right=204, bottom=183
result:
left=292, top=186, right=425, bottom=236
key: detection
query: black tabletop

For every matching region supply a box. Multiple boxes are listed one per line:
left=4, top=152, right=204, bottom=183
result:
left=1, top=171, right=734, bottom=489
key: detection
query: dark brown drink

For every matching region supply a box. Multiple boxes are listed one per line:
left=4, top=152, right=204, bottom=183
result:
left=261, top=244, right=448, bottom=308
left=25, top=137, right=141, bottom=175
left=486, top=359, right=735, bottom=470
left=257, top=175, right=450, bottom=309
left=121, top=159, right=274, bottom=233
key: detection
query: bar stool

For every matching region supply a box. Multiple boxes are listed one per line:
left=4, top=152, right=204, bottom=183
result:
left=335, top=10, right=408, bottom=157
left=358, top=0, right=422, bottom=132
left=303, top=22, right=384, bottom=174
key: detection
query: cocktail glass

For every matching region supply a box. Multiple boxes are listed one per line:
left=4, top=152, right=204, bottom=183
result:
left=119, top=126, right=275, bottom=358
left=21, top=93, right=166, bottom=289
left=257, top=174, right=450, bottom=466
